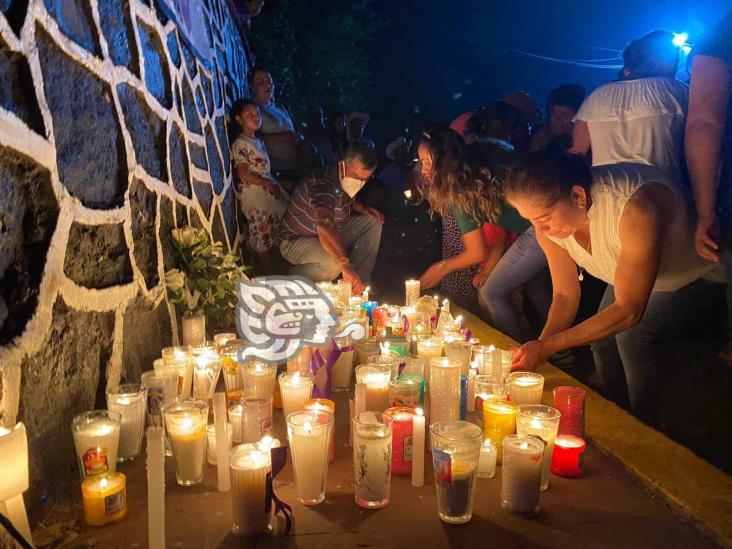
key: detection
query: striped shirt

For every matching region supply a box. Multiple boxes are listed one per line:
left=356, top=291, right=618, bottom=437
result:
left=280, top=170, right=353, bottom=239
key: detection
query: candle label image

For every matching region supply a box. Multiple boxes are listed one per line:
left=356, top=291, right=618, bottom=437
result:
left=355, top=442, right=392, bottom=495
left=104, top=489, right=126, bottom=516
left=433, top=449, right=452, bottom=486
left=83, top=448, right=109, bottom=476
left=403, top=435, right=413, bottom=461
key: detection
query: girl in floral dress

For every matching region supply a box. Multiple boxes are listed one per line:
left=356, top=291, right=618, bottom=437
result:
left=231, top=99, right=289, bottom=272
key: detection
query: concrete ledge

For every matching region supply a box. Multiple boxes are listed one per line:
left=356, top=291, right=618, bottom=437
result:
left=455, top=305, right=732, bottom=547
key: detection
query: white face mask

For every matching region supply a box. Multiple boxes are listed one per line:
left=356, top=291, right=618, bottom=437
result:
left=339, top=162, right=366, bottom=198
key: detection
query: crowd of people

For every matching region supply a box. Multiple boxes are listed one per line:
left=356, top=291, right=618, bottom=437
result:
left=229, top=13, right=731, bottom=425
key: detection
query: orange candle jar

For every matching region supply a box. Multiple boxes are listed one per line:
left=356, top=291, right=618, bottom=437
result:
left=81, top=472, right=127, bottom=526
left=301, top=399, right=336, bottom=462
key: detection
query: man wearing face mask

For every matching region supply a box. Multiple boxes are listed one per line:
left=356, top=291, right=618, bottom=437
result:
left=279, top=142, right=384, bottom=293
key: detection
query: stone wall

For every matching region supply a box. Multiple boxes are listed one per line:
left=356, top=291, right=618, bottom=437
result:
left=0, top=0, right=249, bottom=505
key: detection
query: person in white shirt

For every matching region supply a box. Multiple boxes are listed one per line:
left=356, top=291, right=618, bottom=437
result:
left=570, top=30, right=687, bottom=183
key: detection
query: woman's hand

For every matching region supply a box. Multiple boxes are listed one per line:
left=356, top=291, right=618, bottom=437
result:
left=419, top=261, right=447, bottom=290
left=511, top=340, right=551, bottom=372
left=472, top=271, right=490, bottom=288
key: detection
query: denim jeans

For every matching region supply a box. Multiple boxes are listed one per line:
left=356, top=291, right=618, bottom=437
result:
left=592, top=280, right=722, bottom=422
left=279, top=214, right=382, bottom=285
left=478, top=227, right=551, bottom=342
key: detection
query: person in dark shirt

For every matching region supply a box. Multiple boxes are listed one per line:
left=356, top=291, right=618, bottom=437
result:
left=686, top=11, right=732, bottom=362
left=279, top=143, right=383, bottom=293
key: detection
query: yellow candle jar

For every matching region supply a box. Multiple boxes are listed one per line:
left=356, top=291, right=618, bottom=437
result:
left=81, top=472, right=127, bottom=526
left=482, top=400, right=517, bottom=464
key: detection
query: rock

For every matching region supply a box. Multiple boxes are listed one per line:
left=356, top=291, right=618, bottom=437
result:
left=159, top=196, right=176, bottom=270
left=202, top=73, right=214, bottom=116
left=181, top=78, right=202, bottom=135
left=117, top=83, right=167, bottom=182
left=64, top=222, right=133, bottom=289
left=0, top=144, right=58, bottom=344
left=37, top=26, right=127, bottom=208
left=189, top=141, right=208, bottom=170
left=168, top=122, right=191, bottom=197
left=121, top=295, right=172, bottom=382
left=128, top=179, right=158, bottom=290
left=221, top=183, right=238, bottom=246
left=214, top=115, right=230, bottom=175
left=97, top=0, right=139, bottom=76
left=205, top=123, right=224, bottom=193
left=190, top=206, right=205, bottom=231
left=175, top=201, right=188, bottom=227
left=17, top=299, right=114, bottom=507
left=1, top=0, right=29, bottom=37
left=192, top=179, right=213, bottom=218
left=211, top=205, right=227, bottom=248
left=166, top=30, right=181, bottom=68
left=43, top=0, right=101, bottom=56
left=179, top=37, right=197, bottom=78
left=195, top=84, right=206, bottom=118
left=136, top=20, right=171, bottom=109
left=0, top=38, right=45, bottom=136
left=212, top=61, right=223, bottom=109
left=174, top=82, right=183, bottom=119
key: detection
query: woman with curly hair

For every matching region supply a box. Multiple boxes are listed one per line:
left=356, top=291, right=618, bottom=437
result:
left=416, top=124, right=550, bottom=342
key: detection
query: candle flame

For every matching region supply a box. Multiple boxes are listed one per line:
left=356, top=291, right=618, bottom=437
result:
left=483, top=439, right=493, bottom=448
left=100, top=477, right=108, bottom=489
left=404, top=189, right=412, bottom=199
left=380, top=341, right=390, bottom=356
left=255, top=363, right=263, bottom=373
left=260, top=435, right=274, bottom=448
left=415, top=407, right=424, bottom=417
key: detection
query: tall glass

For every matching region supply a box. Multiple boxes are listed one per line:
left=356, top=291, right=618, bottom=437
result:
left=141, top=369, right=177, bottom=456
left=230, top=444, right=272, bottom=536
left=430, top=421, right=482, bottom=524
left=516, top=405, right=561, bottom=491
left=355, top=364, right=391, bottom=412
left=367, top=354, right=401, bottom=380
left=501, top=435, right=544, bottom=516
left=401, top=356, right=425, bottom=378
left=221, top=342, right=244, bottom=394
left=242, top=361, right=277, bottom=399
left=331, top=336, right=355, bottom=391
left=429, top=358, right=461, bottom=424
left=355, top=339, right=381, bottom=365
left=106, top=384, right=147, bottom=461
left=384, top=407, right=415, bottom=476
left=279, top=372, right=314, bottom=419
left=164, top=398, right=208, bottom=486
left=553, top=386, right=586, bottom=438
left=241, top=397, right=273, bottom=443
left=192, top=351, right=221, bottom=400
left=161, top=346, right=193, bottom=397
left=353, top=412, right=393, bottom=508
left=444, top=340, right=472, bottom=376
left=286, top=411, right=333, bottom=505
left=71, top=410, right=121, bottom=479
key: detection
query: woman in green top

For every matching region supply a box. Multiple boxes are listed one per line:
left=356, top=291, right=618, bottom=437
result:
left=416, top=124, right=550, bottom=342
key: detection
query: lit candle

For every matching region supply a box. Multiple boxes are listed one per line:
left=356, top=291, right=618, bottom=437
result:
left=355, top=339, right=381, bottom=365
left=411, top=408, right=425, bottom=487
left=162, top=346, right=194, bottom=397
left=146, top=427, right=165, bottom=549
left=405, top=279, right=420, bottom=307
left=286, top=411, right=333, bottom=505
left=229, top=444, right=271, bottom=536
left=106, top=384, right=147, bottom=461
left=221, top=344, right=243, bottom=394
left=384, top=407, right=415, bottom=476
left=228, top=402, right=245, bottom=443
left=0, top=423, right=31, bottom=545
left=192, top=350, right=222, bottom=401
left=337, top=279, right=352, bottom=306
left=81, top=472, right=127, bottom=526
left=401, top=357, right=426, bottom=379
left=444, top=340, right=472, bottom=376
left=352, top=412, right=394, bottom=508
left=467, top=368, right=477, bottom=412
left=302, top=398, right=336, bottom=462
left=403, top=306, right=418, bottom=330
left=241, top=398, right=274, bottom=443
left=388, top=378, right=422, bottom=409
left=417, top=337, right=444, bottom=366
left=429, top=358, right=461, bottom=424
left=242, top=361, right=277, bottom=399
left=551, top=435, right=586, bottom=478
left=482, top=400, right=516, bottom=464
left=279, top=372, right=314, bottom=420
left=478, top=439, right=497, bottom=478
left=213, top=392, right=231, bottom=492
left=331, top=336, right=355, bottom=392
left=516, top=405, right=561, bottom=491
left=140, top=370, right=178, bottom=432
left=71, top=410, right=121, bottom=479
left=508, top=372, right=545, bottom=405
left=164, top=399, right=208, bottom=486
left=214, top=332, right=237, bottom=350
left=362, top=286, right=370, bottom=303
left=355, top=364, right=391, bottom=412
left=501, top=435, right=544, bottom=516
left=257, top=435, right=282, bottom=452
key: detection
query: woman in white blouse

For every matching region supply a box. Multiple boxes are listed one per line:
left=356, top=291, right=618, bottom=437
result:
left=570, top=30, right=687, bottom=183
left=505, top=151, right=721, bottom=423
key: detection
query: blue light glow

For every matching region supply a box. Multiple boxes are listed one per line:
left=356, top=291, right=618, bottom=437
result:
left=672, top=32, right=689, bottom=47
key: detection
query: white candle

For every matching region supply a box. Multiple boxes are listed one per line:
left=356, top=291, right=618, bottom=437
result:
left=355, top=365, right=390, bottom=412
left=286, top=411, right=333, bottom=505
left=0, top=423, right=31, bottom=545
left=160, top=347, right=193, bottom=397
left=411, top=408, right=425, bottom=487
left=478, top=439, right=497, bottom=478
left=229, top=403, right=244, bottom=443
left=405, top=279, right=420, bottom=307
left=230, top=444, right=271, bottom=536
left=214, top=332, right=237, bottom=350
left=429, top=358, right=461, bottom=424
left=146, top=427, right=165, bottom=549
left=508, top=372, right=545, bottom=405
left=337, top=279, right=352, bottom=306
left=241, top=398, right=273, bottom=443
left=181, top=314, right=206, bottom=347
left=467, top=369, right=477, bottom=413
left=213, top=392, right=231, bottom=492
left=206, top=423, right=233, bottom=465
left=501, top=435, right=544, bottom=515
left=362, top=286, right=370, bottom=303
left=417, top=337, right=444, bottom=366
left=72, top=411, right=121, bottom=478
left=516, top=405, right=561, bottom=491
left=242, top=361, right=277, bottom=399
left=445, top=340, right=472, bottom=376
left=352, top=412, right=393, bottom=508
left=106, top=384, right=147, bottom=461
left=165, top=400, right=208, bottom=486
left=192, top=352, right=221, bottom=400
left=279, top=372, right=314, bottom=420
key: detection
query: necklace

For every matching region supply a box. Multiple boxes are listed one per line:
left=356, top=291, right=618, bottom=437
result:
left=578, top=267, right=585, bottom=282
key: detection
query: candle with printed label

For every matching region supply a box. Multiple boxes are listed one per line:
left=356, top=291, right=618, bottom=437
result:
left=72, top=411, right=121, bottom=479
left=385, top=407, right=415, bottom=476
left=81, top=472, right=127, bottom=526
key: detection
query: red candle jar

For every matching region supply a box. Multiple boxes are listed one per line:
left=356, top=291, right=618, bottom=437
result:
left=301, top=399, right=336, bottom=462
left=551, top=434, right=586, bottom=478
left=553, top=386, right=586, bottom=438
left=384, top=406, right=415, bottom=476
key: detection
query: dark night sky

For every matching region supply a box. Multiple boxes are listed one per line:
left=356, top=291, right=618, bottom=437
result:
left=364, top=0, right=730, bottom=147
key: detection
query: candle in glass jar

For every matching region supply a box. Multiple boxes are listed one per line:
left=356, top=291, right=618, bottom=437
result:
left=161, top=346, right=193, bottom=397
left=301, top=399, right=336, bottom=462
left=388, top=378, right=421, bottom=408
left=508, top=372, right=545, bottom=405
left=287, top=411, right=333, bottom=505
left=242, top=361, right=277, bottom=399
left=417, top=337, right=444, bottom=363
left=411, top=408, right=425, bottom=487
left=241, top=398, right=273, bottom=443
left=429, top=358, right=461, bottom=424
left=551, top=435, right=586, bottom=478
left=81, top=472, right=127, bottom=526
left=516, top=405, right=561, bottom=491
left=385, top=407, right=415, bottom=476
left=72, top=411, right=121, bottom=479
left=164, top=399, right=208, bottom=486
left=279, top=372, right=314, bottom=420
left=192, top=351, right=222, bottom=400
left=467, top=369, right=477, bottom=413
left=230, top=444, right=272, bottom=536
left=482, top=400, right=516, bottom=464
left=181, top=314, right=206, bottom=347
left=206, top=423, right=233, bottom=465
left=501, top=435, right=544, bottom=516
left=214, top=332, right=237, bottom=350
left=106, top=384, right=147, bottom=461
left=331, top=336, right=355, bottom=391
left=553, top=386, right=586, bottom=438
left=355, top=365, right=391, bottom=412
left=444, top=340, right=472, bottom=376
left=337, top=279, right=352, bottom=306
left=405, top=279, right=420, bottom=307
left=478, top=439, right=497, bottom=478
left=221, top=344, right=243, bottom=394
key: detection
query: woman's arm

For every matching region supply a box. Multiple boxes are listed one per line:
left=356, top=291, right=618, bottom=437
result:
left=235, top=163, right=277, bottom=190
left=419, top=229, right=486, bottom=289
left=568, top=120, right=591, bottom=156
left=472, top=230, right=506, bottom=287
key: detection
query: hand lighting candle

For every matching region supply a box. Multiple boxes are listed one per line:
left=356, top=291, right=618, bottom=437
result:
left=501, top=435, right=544, bottom=516
left=164, top=398, right=208, bottom=486
left=516, top=405, right=561, bottom=490
left=72, top=410, right=121, bottom=479
left=286, top=411, right=333, bottom=505
left=279, top=372, right=314, bottom=419
left=355, top=364, right=391, bottom=412
left=106, top=384, right=147, bottom=461
left=508, top=372, right=545, bottom=405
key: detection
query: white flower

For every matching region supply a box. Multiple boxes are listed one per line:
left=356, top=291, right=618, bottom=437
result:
left=164, top=269, right=186, bottom=292
left=172, top=226, right=203, bottom=247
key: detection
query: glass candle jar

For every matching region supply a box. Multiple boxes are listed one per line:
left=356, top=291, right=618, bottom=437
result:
left=229, top=444, right=272, bottom=536
left=553, top=386, right=586, bottom=438
left=516, top=405, right=561, bottom=491
left=301, top=398, right=336, bottom=463
left=279, top=372, right=314, bottom=420
left=221, top=342, right=244, bottom=394
left=353, top=412, right=394, bottom=508
left=405, top=279, right=420, bottom=307
left=71, top=410, right=121, bottom=479
left=482, top=400, right=516, bottom=464
left=477, top=439, right=497, bottom=478
left=507, top=372, right=545, bottom=405
left=355, top=364, right=391, bottom=413
left=242, top=361, right=277, bottom=400
left=286, top=411, right=334, bottom=505
left=331, top=336, right=355, bottom=392
left=551, top=434, right=586, bottom=478
left=367, top=353, right=401, bottom=381
left=191, top=346, right=221, bottom=401
left=355, top=339, right=381, bottom=365
left=429, top=358, right=461, bottom=424
left=417, top=337, right=444, bottom=362
left=384, top=407, right=415, bottom=476
left=106, top=384, right=147, bottom=461
left=444, top=340, right=473, bottom=376
left=388, top=378, right=422, bottom=409
left=501, top=435, right=544, bottom=516
left=164, top=398, right=208, bottom=486
left=241, top=398, right=273, bottom=443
